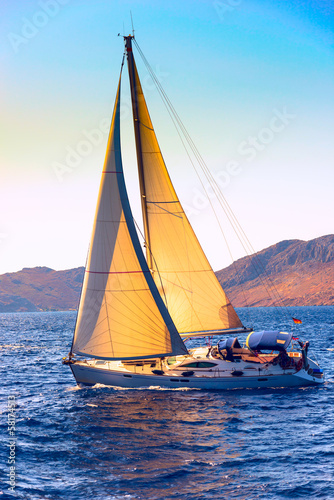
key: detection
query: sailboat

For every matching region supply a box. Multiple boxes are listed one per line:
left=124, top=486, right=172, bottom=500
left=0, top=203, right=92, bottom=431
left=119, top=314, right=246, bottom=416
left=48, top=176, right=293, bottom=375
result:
left=64, top=35, right=324, bottom=390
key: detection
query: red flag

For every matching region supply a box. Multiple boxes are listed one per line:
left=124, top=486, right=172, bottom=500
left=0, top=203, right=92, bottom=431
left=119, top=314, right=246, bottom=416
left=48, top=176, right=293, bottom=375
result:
left=292, top=317, right=302, bottom=324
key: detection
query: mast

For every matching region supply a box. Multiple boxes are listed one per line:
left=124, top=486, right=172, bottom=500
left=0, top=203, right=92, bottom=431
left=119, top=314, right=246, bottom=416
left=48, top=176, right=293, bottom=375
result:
left=124, top=35, right=153, bottom=270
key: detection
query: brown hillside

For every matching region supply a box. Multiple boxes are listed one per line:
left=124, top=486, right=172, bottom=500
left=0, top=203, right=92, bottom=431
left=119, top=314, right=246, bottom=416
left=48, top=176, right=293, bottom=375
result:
left=216, top=235, right=334, bottom=307
left=0, top=267, right=84, bottom=312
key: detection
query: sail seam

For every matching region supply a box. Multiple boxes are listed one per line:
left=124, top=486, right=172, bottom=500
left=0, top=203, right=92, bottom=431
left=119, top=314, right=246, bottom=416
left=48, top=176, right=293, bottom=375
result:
left=146, top=200, right=179, bottom=204
left=157, top=269, right=216, bottom=274
left=85, top=270, right=151, bottom=274
left=138, top=122, right=154, bottom=132
left=86, top=288, right=154, bottom=292
left=147, top=202, right=183, bottom=218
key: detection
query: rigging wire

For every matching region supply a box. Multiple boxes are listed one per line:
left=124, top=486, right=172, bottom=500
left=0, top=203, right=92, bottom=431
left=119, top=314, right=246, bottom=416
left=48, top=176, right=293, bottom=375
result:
left=133, top=39, right=292, bottom=324
left=133, top=41, right=254, bottom=318
left=133, top=40, right=251, bottom=323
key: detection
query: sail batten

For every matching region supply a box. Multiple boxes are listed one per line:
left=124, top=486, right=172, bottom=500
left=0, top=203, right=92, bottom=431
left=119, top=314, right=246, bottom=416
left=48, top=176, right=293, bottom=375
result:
left=72, top=69, right=187, bottom=361
left=126, top=49, right=243, bottom=334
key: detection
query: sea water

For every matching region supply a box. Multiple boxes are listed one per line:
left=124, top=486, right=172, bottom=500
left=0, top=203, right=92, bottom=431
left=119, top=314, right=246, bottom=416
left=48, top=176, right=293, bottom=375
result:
left=0, top=306, right=333, bottom=500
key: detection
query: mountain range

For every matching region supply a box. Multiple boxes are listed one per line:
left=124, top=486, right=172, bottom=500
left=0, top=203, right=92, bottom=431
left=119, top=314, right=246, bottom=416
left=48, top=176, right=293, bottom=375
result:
left=0, top=235, right=333, bottom=312
left=216, top=234, right=334, bottom=307
left=0, top=266, right=84, bottom=312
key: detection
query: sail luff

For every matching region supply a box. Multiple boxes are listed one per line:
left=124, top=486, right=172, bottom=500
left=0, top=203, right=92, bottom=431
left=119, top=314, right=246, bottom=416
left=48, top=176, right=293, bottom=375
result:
left=72, top=66, right=187, bottom=360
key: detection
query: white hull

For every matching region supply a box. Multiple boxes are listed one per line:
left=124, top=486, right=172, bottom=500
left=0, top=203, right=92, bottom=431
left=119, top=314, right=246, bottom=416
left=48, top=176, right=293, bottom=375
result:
left=70, top=356, right=324, bottom=391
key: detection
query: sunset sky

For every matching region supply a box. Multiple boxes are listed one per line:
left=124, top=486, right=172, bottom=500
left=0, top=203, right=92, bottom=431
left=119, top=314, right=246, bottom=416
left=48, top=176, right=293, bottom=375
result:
left=1, top=0, right=333, bottom=275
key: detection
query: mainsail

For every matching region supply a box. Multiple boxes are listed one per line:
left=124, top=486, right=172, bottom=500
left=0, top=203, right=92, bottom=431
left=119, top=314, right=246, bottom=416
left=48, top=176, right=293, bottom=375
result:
left=126, top=37, right=243, bottom=334
left=72, top=72, right=188, bottom=360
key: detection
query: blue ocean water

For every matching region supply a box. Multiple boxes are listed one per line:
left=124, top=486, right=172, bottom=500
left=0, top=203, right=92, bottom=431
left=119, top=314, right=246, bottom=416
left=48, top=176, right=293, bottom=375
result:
left=1, top=306, right=333, bottom=500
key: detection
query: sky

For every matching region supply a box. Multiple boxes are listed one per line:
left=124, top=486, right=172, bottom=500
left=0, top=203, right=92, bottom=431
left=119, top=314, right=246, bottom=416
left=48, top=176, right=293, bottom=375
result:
left=1, top=0, right=334, bottom=275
